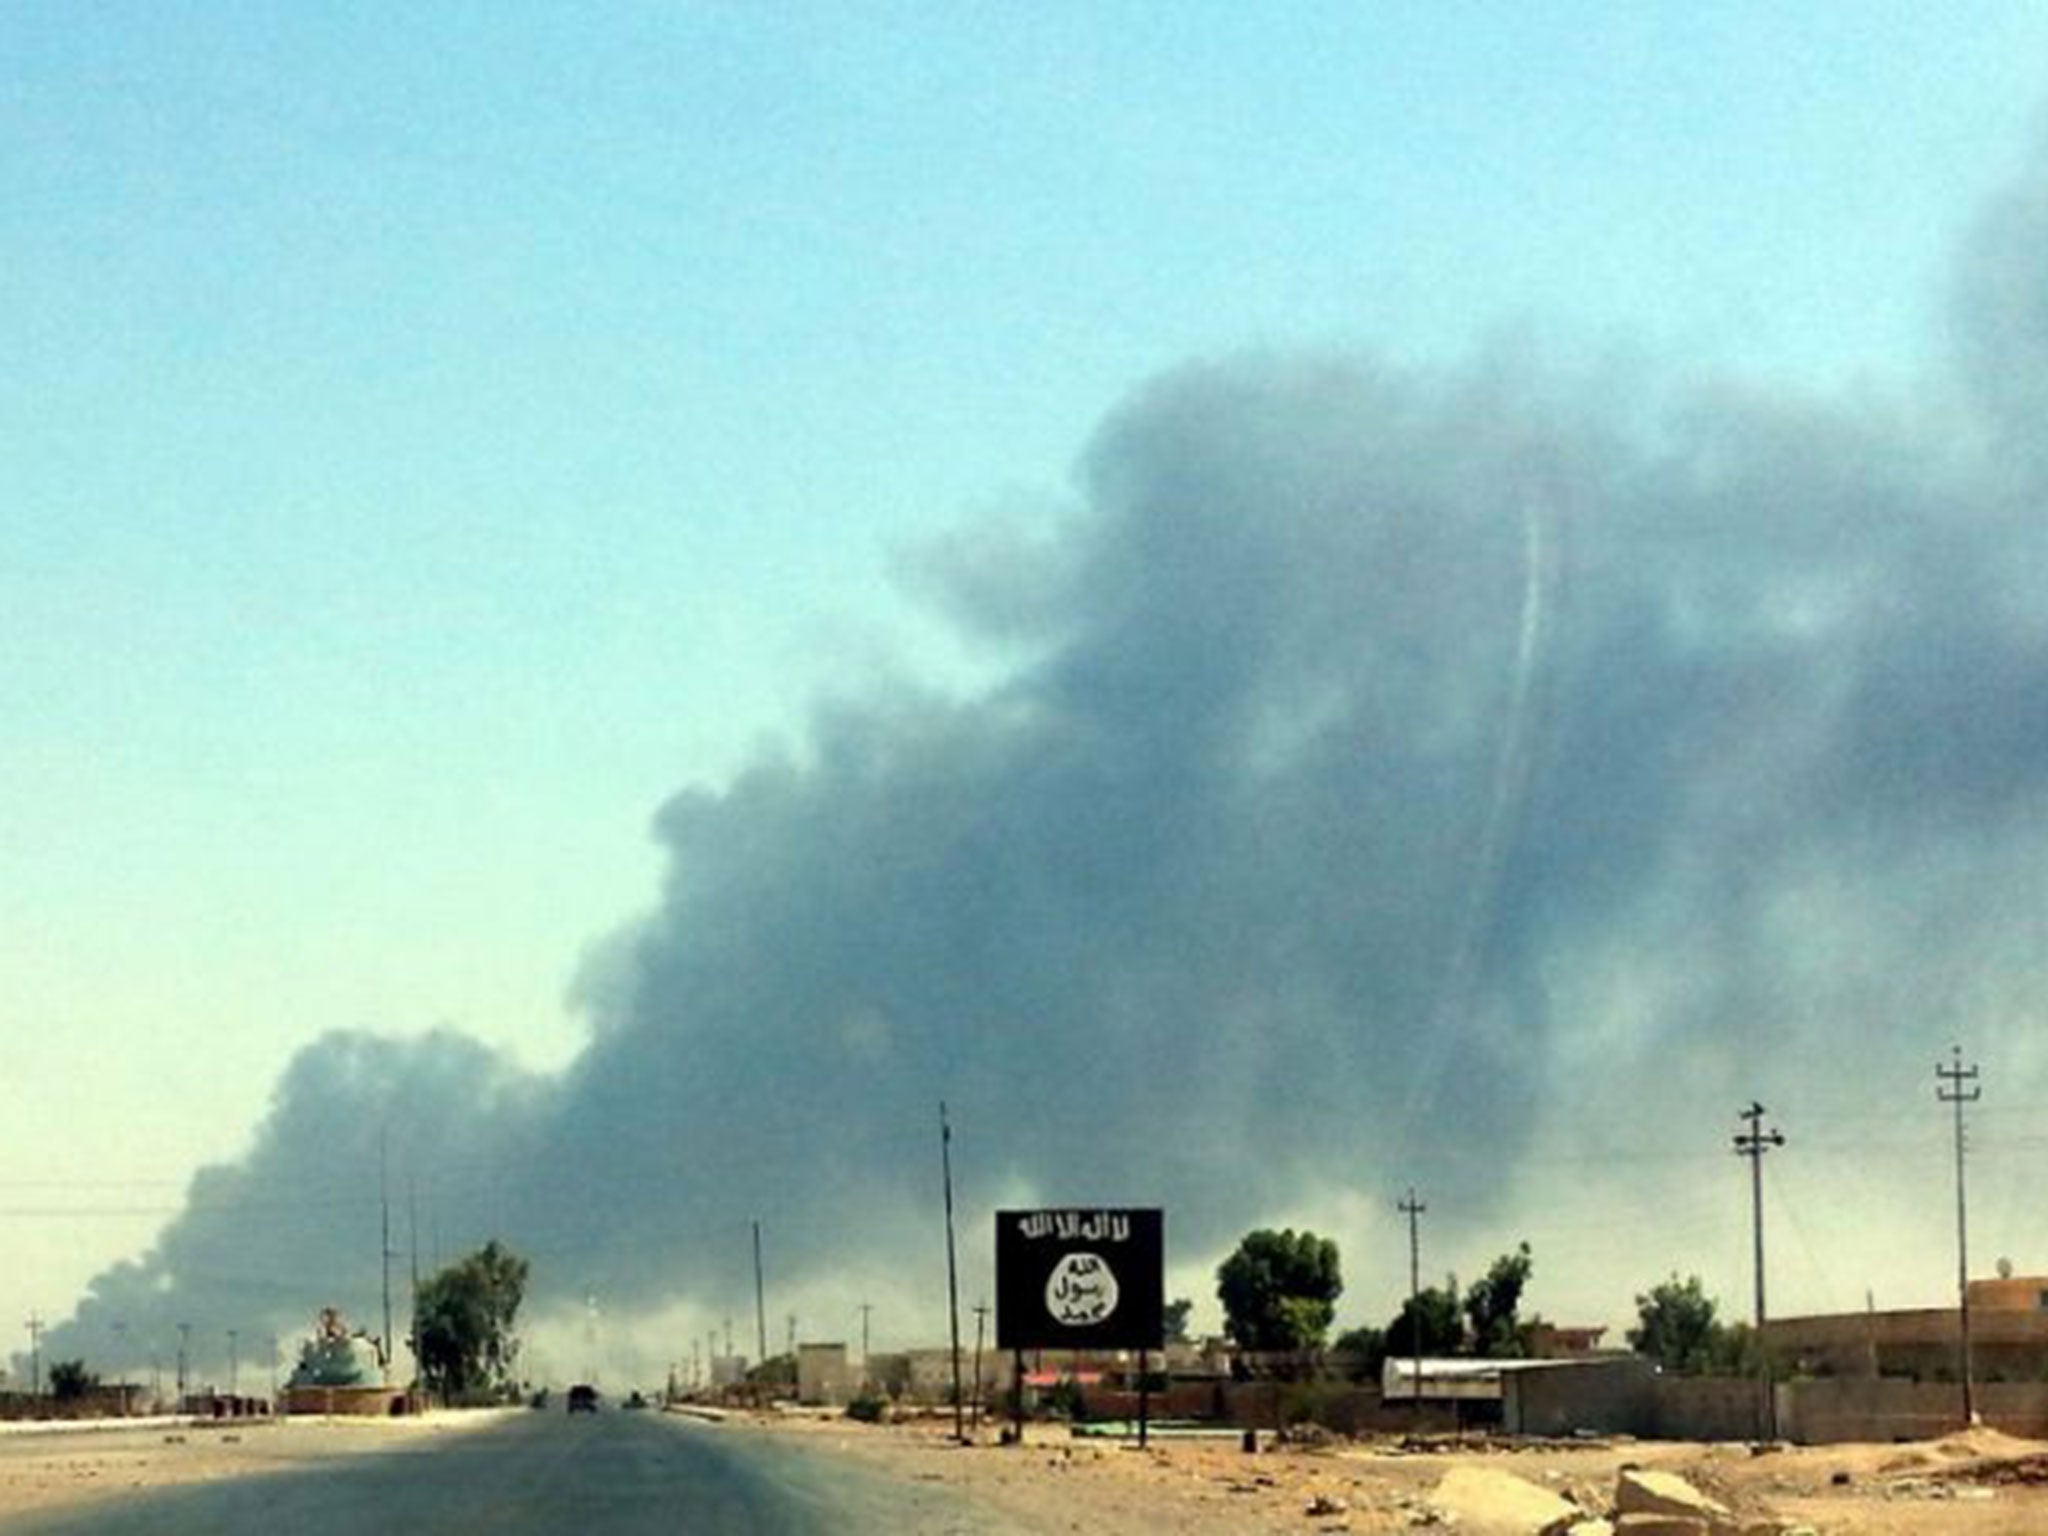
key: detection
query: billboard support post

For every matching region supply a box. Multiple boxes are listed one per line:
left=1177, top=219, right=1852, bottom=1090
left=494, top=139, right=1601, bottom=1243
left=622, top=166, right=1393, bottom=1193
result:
left=1137, top=1347, right=1150, bottom=1448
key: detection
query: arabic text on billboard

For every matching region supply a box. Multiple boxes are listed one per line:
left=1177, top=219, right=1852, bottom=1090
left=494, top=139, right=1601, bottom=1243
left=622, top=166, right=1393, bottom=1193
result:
left=995, top=1208, right=1164, bottom=1352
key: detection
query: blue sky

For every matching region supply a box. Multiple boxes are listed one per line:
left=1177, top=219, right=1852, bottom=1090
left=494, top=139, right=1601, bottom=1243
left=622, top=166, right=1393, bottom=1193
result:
left=9, top=4, right=2048, bottom=1364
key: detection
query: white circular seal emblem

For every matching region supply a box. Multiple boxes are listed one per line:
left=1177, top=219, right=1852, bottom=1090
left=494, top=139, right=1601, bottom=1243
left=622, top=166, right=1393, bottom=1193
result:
left=1045, top=1251, right=1119, bottom=1326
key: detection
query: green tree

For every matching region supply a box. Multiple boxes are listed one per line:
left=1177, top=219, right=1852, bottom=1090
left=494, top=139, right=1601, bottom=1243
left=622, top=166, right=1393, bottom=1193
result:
left=1216, top=1229, right=1343, bottom=1352
left=1713, top=1320, right=1761, bottom=1376
left=1628, top=1274, right=1732, bottom=1375
left=1463, top=1242, right=1534, bottom=1357
left=416, top=1239, right=530, bottom=1402
left=1332, top=1324, right=1387, bottom=1382
left=1385, top=1281, right=1464, bottom=1358
left=48, top=1359, right=98, bottom=1402
left=1161, top=1297, right=1194, bottom=1345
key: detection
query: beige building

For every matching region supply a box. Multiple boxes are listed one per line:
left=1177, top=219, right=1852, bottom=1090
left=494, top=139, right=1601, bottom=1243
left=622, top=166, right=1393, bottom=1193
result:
left=1765, top=1272, right=2048, bottom=1381
left=795, top=1343, right=856, bottom=1405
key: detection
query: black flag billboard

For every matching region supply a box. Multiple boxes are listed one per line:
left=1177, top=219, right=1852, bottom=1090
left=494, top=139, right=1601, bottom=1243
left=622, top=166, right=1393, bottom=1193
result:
left=995, top=1208, right=1164, bottom=1352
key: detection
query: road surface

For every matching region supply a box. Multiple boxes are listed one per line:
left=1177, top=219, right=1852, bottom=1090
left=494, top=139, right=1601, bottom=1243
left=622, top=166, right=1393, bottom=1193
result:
left=2, top=1410, right=979, bottom=1534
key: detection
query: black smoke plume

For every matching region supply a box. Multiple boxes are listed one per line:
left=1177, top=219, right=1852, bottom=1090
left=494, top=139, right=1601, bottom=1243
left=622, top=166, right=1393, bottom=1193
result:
left=33, top=130, right=2048, bottom=1372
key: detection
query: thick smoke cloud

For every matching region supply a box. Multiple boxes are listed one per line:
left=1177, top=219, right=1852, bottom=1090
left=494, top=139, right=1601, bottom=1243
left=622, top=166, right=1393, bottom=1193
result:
left=34, top=134, right=2048, bottom=1371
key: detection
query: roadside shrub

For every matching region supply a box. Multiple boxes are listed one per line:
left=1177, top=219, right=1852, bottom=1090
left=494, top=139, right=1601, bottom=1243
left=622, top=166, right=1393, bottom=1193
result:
left=844, top=1394, right=887, bottom=1423
left=1278, top=1380, right=1363, bottom=1433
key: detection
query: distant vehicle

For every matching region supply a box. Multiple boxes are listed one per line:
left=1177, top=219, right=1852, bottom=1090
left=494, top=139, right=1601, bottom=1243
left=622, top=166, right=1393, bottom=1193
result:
left=567, top=1384, right=599, bottom=1413
left=622, top=1389, right=649, bottom=1410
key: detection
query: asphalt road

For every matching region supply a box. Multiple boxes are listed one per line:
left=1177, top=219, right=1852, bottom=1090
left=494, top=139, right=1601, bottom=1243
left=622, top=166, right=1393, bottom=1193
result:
left=3, top=1411, right=978, bottom=1535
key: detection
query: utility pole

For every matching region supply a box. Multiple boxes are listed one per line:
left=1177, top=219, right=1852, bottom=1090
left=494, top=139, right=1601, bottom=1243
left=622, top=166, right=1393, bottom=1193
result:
left=408, top=1176, right=422, bottom=1390
left=1734, top=1102, right=1785, bottom=1438
left=25, top=1315, right=43, bottom=1408
left=1939, top=1045, right=1982, bottom=1426
left=176, top=1322, right=191, bottom=1406
left=227, top=1330, right=239, bottom=1398
left=1398, top=1189, right=1424, bottom=1418
left=380, top=1129, right=394, bottom=1386
left=752, top=1222, right=768, bottom=1366
left=269, top=1334, right=280, bottom=1402
left=970, top=1301, right=989, bottom=1437
left=941, top=1101, right=965, bottom=1443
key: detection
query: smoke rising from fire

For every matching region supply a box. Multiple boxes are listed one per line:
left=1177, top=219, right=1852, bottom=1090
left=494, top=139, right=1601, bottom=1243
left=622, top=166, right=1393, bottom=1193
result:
left=34, top=129, right=2048, bottom=1372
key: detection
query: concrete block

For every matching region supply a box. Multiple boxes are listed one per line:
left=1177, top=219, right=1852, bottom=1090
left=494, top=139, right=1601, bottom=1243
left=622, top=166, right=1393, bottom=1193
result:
left=1615, top=1469, right=1731, bottom=1522
left=1613, top=1519, right=1709, bottom=1536
left=1431, top=1465, right=1584, bottom=1534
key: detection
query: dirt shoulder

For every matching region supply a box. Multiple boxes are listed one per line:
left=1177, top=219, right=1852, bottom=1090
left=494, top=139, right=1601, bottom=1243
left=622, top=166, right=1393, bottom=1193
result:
left=728, top=1410, right=2048, bottom=1534
left=0, top=1410, right=516, bottom=1526
left=11, top=1405, right=2048, bottom=1533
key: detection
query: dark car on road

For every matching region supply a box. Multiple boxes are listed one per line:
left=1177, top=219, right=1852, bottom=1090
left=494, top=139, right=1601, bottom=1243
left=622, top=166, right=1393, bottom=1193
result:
left=566, top=1384, right=599, bottom=1413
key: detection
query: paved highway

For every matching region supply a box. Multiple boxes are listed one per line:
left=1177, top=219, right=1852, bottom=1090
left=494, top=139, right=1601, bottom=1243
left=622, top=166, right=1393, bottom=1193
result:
left=4, top=1411, right=979, bottom=1535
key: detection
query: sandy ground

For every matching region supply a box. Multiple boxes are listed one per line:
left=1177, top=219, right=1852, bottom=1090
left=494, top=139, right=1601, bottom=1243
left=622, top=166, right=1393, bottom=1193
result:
left=0, top=1410, right=516, bottom=1526
left=6, top=1408, right=2048, bottom=1533
left=731, top=1411, right=2048, bottom=1534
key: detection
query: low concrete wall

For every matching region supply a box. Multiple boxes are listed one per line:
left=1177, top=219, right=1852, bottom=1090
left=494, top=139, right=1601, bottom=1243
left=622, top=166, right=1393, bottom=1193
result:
left=1065, top=1367, right=2048, bottom=1446
left=279, top=1385, right=409, bottom=1417
left=1081, top=1382, right=1229, bottom=1423
left=1086, top=1369, right=2048, bottom=1446
left=1170, top=1382, right=1457, bottom=1435
left=1657, top=1377, right=1767, bottom=1442
left=1503, top=1360, right=1658, bottom=1437
left=1779, top=1378, right=2048, bottom=1444
left=1477, top=1367, right=1762, bottom=1442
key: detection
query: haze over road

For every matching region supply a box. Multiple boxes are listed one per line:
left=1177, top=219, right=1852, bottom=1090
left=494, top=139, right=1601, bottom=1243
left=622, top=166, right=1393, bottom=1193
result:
left=2, top=1412, right=975, bottom=1535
